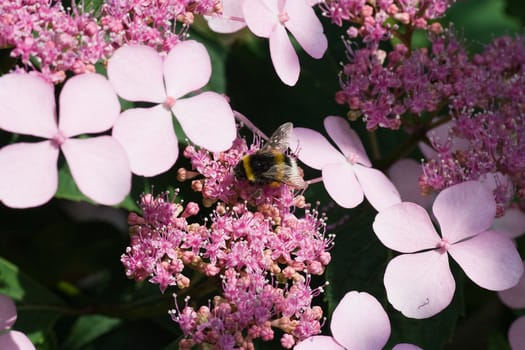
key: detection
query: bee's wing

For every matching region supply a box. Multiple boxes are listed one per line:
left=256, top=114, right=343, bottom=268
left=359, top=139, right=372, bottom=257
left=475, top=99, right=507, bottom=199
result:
left=260, top=122, right=293, bottom=152
left=262, top=163, right=306, bottom=189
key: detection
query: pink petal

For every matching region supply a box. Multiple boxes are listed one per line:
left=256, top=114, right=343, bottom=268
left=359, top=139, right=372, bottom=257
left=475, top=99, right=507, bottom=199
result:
left=207, top=0, right=246, bottom=33
left=164, top=41, right=212, bottom=99
left=242, top=0, right=277, bottom=37
left=294, top=336, right=344, bottom=350
left=493, top=208, right=525, bottom=238
left=112, top=105, right=178, bottom=176
left=322, top=162, right=364, bottom=208
left=0, top=141, right=59, bottom=208
left=291, top=127, right=345, bottom=170
left=0, top=73, right=57, bottom=138
left=61, top=136, right=131, bottom=205
left=284, top=0, right=327, bottom=59
left=384, top=250, right=455, bottom=319
left=107, top=45, right=166, bottom=103
left=331, top=291, right=390, bottom=350
left=509, top=316, right=525, bottom=350
left=323, top=116, right=371, bottom=167
left=418, top=120, right=469, bottom=160
left=498, top=261, right=525, bottom=309
left=373, top=202, right=441, bottom=253
left=392, top=344, right=423, bottom=350
left=269, top=25, right=300, bottom=86
left=171, top=92, right=235, bottom=152
left=388, top=158, right=434, bottom=209
left=0, top=294, right=17, bottom=329
left=433, top=181, right=496, bottom=243
left=448, top=231, right=523, bottom=291
left=354, top=165, right=401, bottom=212
left=0, top=331, right=35, bottom=350
left=58, top=74, right=120, bottom=137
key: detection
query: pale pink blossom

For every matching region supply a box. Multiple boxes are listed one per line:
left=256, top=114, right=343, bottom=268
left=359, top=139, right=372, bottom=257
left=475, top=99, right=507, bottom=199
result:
left=509, top=316, right=525, bottom=350
left=295, top=291, right=421, bottom=350
left=0, top=73, right=131, bottom=208
left=107, top=40, right=236, bottom=176
left=373, top=181, right=523, bottom=319
left=242, top=0, right=328, bottom=86
left=206, top=0, right=246, bottom=33
left=0, top=294, right=35, bottom=350
left=292, top=116, right=401, bottom=211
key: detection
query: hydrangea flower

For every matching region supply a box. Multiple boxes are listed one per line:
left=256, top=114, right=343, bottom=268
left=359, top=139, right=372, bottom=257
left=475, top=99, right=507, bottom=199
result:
left=107, top=40, right=236, bottom=176
left=0, top=294, right=35, bottom=350
left=206, top=0, right=246, bottom=33
left=373, top=181, right=523, bottom=319
left=0, top=73, right=131, bottom=208
left=292, top=116, right=400, bottom=211
left=498, top=261, right=525, bottom=349
left=294, top=291, right=421, bottom=350
left=243, top=0, right=328, bottom=86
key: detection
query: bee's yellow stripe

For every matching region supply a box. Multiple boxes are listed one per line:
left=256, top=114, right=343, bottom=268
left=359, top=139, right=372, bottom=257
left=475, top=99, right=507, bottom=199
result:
left=243, top=156, right=255, bottom=182
left=274, top=153, right=285, bottom=180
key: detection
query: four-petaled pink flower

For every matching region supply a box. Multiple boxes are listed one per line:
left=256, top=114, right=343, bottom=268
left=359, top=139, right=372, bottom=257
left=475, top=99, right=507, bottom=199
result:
left=292, top=116, right=401, bottom=211
left=243, top=0, right=328, bottom=86
left=0, top=294, right=35, bottom=350
left=0, top=73, right=131, bottom=208
left=107, top=40, right=236, bottom=177
left=295, top=291, right=421, bottom=350
left=373, top=181, right=523, bottom=319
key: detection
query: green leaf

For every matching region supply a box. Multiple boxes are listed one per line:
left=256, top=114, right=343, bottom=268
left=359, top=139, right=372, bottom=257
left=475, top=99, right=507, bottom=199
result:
left=61, top=315, right=122, bottom=350
left=0, top=256, right=65, bottom=345
left=444, top=0, right=521, bottom=48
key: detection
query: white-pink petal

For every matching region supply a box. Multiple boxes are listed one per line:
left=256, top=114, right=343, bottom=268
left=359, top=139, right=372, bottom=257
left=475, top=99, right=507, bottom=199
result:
left=107, top=45, right=166, bottom=103
left=291, top=128, right=345, bottom=170
left=58, top=74, right=120, bottom=137
left=0, top=74, right=57, bottom=138
left=0, top=294, right=17, bottom=330
left=384, top=250, right=455, bottom=319
left=284, top=0, right=327, bottom=59
left=269, top=24, right=300, bottom=86
left=164, top=41, right=212, bottom=99
left=0, top=331, right=35, bottom=350
left=354, top=165, right=401, bottom=212
left=112, top=105, right=178, bottom=176
left=207, top=0, right=246, bottom=33
left=61, top=136, right=131, bottom=205
left=388, top=159, right=433, bottom=209
left=294, top=335, right=345, bottom=350
left=0, top=142, right=59, bottom=208
left=331, top=291, right=390, bottom=350
left=509, top=316, right=525, bottom=350
left=373, top=202, right=441, bottom=253
left=242, top=0, right=277, bottom=37
left=493, top=208, right=525, bottom=239
left=499, top=261, right=525, bottom=309
left=448, top=231, right=523, bottom=291
left=324, top=116, right=371, bottom=167
left=322, top=162, right=363, bottom=208
left=433, top=181, right=496, bottom=243
left=171, top=92, right=235, bottom=152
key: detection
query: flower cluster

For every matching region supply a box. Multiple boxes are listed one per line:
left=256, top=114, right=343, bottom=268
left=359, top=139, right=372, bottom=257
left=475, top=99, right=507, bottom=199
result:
left=121, top=132, right=333, bottom=348
left=336, top=31, right=471, bottom=130
left=0, top=0, right=220, bottom=83
left=420, top=36, right=525, bottom=210
left=320, top=0, right=452, bottom=45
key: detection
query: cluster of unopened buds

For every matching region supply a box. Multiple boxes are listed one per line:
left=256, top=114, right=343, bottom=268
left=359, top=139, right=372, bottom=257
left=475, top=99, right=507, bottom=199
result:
left=122, top=133, right=333, bottom=348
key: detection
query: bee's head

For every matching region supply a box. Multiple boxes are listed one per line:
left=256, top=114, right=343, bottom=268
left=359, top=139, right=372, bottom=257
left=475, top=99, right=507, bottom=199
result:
left=234, top=159, right=247, bottom=180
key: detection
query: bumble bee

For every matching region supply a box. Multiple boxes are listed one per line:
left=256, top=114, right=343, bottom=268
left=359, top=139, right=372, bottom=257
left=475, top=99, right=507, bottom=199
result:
left=234, top=122, right=306, bottom=189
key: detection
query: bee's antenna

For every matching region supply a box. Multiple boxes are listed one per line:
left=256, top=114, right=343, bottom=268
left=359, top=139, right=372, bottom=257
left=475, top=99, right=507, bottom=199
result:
left=233, top=110, right=269, bottom=141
